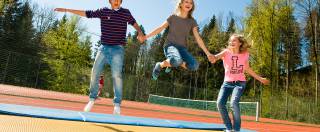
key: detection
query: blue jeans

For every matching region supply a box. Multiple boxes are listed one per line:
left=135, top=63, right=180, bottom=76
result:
left=89, top=45, right=124, bottom=104
left=217, top=81, right=246, bottom=131
left=164, top=43, right=199, bottom=71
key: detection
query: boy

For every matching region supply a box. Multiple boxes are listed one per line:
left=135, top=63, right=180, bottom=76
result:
left=55, top=0, right=144, bottom=115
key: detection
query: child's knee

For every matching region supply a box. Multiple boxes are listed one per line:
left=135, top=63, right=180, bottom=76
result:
left=111, top=71, right=122, bottom=80
left=230, top=100, right=239, bottom=109
left=217, top=100, right=225, bottom=109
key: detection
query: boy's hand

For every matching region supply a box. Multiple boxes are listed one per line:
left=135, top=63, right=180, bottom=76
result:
left=137, top=33, right=146, bottom=44
left=54, top=8, right=67, bottom=12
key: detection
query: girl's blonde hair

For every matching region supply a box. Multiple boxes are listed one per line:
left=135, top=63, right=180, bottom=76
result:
left=228, top=34, right=251, bottom=53
left=174, top=0, right=195, bottom=18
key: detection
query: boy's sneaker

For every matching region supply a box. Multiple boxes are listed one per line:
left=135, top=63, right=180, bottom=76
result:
left=113, top=103, right=121, bottom=115
left=165, top=67, right=171, bottom=73
left=84, top=99, right=95, bottom=112
left=224, top=130, right=232, bottom=132
left=152, top=62, right=162, bottom=80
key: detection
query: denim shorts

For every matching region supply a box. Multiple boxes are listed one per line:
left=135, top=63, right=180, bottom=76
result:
left=163, top=43, right=199, bottom=71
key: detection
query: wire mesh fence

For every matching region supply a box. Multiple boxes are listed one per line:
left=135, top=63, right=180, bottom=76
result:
left=0, top=49, right=41, bottom=88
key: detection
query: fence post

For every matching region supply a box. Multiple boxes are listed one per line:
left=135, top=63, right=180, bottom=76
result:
left=256, top=101, right=260, bottom=122
left=34, top=61, right=41, bottom=88
left=2, top=51, right=11, bottom=84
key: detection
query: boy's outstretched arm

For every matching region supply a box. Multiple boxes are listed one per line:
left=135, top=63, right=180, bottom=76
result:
left=192, top=27, right=215, bottom=63
left=55, top=8, right=86, bottom=17
left=245, top=62, right=270, bottom=85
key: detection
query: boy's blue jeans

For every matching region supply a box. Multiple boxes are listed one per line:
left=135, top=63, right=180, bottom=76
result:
left=89, top=44, right=124, bottom=104
left=217, top=81, right=246, bottom=131
left=163, top=43, right=199, bottom=71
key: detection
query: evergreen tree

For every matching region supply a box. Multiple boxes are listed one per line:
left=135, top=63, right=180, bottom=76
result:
left=1, top=0, right=22, bottom=51
left=17, top=1, right=37, bottom=55
left=226, top=18, right=236, bottom=35
left=0, top=0, right=4, bottom=47
left=201, top=15, right=216, bottom=42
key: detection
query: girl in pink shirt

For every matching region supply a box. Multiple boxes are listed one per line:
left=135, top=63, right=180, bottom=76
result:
left=212, top=34, right=269, bottom=132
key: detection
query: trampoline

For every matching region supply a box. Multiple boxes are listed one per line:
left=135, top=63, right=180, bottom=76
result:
left=0, top=103, right=257, bottom=132
left=1, top=84, right=319, bottom=132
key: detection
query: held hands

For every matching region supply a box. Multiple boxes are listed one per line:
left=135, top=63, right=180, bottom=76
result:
left=137, top=33, right=146, bottom=44
left=137, top=33, right=148, bottom=44
left=206, top=53, right=216, bottom=64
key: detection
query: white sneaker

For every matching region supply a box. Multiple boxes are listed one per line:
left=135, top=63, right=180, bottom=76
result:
left=224, top=130, right=232, bottom=132
left=113, top=103, right=121, bottom=115
left=84, top=100, right=95, bottom=112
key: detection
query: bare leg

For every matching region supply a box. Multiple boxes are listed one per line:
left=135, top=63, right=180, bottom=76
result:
left=160, top=59, right=187, bottom=70
left=160, top=59, right=171, bottom=68
left=180, top=62, right=187, bottom=69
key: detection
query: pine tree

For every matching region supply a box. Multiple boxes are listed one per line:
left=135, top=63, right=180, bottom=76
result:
left=1, top=0, right=22, bottom=51
left=17, top=1, right=37, bottom=55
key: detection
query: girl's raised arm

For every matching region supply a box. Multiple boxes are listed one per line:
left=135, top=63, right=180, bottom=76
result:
left=145, top=21, right=169, bottom=39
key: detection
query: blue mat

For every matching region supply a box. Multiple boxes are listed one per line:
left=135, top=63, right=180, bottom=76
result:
left=0, top=103, right=255, bottom=131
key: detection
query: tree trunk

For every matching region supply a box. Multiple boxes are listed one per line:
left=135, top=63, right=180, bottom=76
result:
left=188, top=72, right=192, bottom=99
left=285, top=46, right=290, bottom=119
left=308, top=3, right=319, bottom=106
left=314, top=13, right=318, bottom=105
left=270, top=5, right=276, bottom=113
left=194, top=71, right=198, bottom=99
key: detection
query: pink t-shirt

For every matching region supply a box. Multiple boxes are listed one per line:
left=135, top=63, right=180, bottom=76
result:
left=221, top=49, right=249, bottom=82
